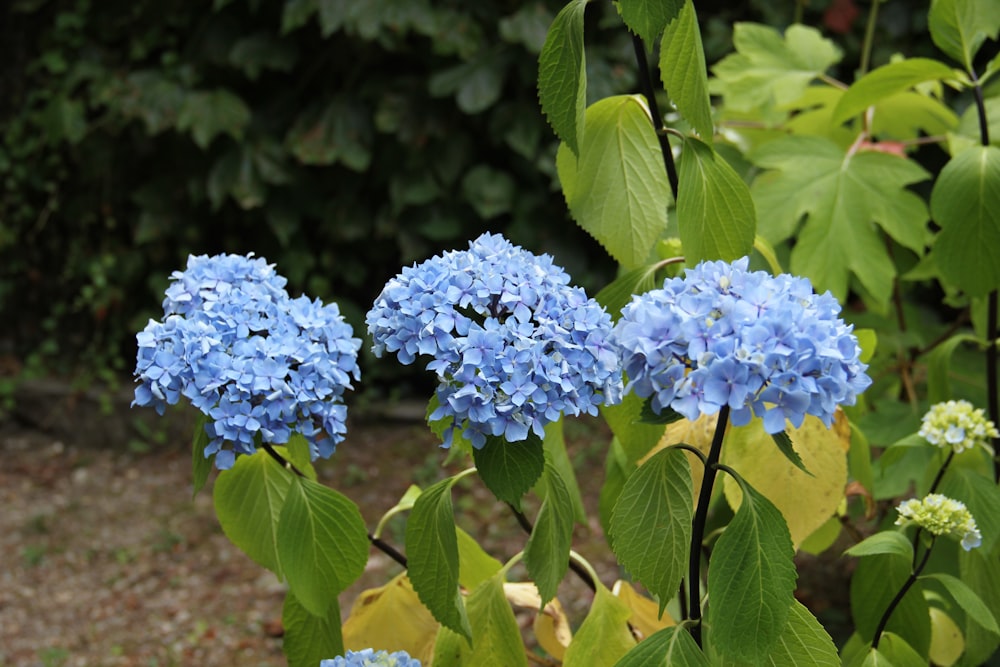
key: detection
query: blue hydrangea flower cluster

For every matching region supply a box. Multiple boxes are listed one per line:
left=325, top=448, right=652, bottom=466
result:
left=610, top=257, right=871, bottom=433
left=133, top=253, right=362, bottom=469
left=366, top=233, right=623, bottom=448
left=320, top=649, right=421, bottom=667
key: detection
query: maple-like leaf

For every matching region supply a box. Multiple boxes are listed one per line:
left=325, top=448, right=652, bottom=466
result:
left=750, top=135, right=930, bottom=309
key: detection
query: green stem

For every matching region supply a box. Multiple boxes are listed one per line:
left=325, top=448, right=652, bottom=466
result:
left=872, top=535, right=935, bottom=649
left=687, top=405, right=730, bottom=647
left=858, top=0, right=881, bottom=77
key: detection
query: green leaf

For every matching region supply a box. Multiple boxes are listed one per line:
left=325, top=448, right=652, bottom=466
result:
left=541, top=419, right=586, bottom=522
left=456, top=527, right=503, bottom=591
left=466, top=573, right=529, bottom=667
left=599, top=436, right=634, bottom=537
left=286, top=98, right=372, bottom=171
left=851, top=554, right=930, bottom=656
left=930, top=145, right=1000, bottom=296
left=557, top=95, right=672, bottom=270
left=613, top=626, right=710, bottom=667
left=938, top=466, right=1000, bottom=553
left=659, top=1, right=713, bottom=142
left=596, top=262, right=663, bottom=321
left=609, top=447, right=693, bottom=615
left=281, top=591, right=343, bottom=667
left=406, top=476, right=472, bottom=640
left=601, top=392, right=667, bottom=463
left=277, top=476, right=369, bottom=616
left=706, top=477, right=797, bottom=663
left=429, top=51, right=507, bottom=115
left=676, top=137, right=756, bottom=263
left=285, top=433, right=318, bottom=481
left=832, top=58, right=956, bottom=126
left=177, top=89, right=251, bottom=149
left=958, top=547, right=1000, bottom=665
left=878, top=633, right=927, bottom=667
left=191, top=415, right=213, bottom=497
left=618, top=0, right=682, bottom=45
left=461, top=165, right=516, bottom=218
left=751, top=135, right=930, bottom=309
left=472, top=433, right=545, bottom=509
left=638, top=399, right=685, bottom=425
left=213, top=449, right=294, bottom=577
left=844, top=531, right=914, bottom=560
left=525, top=463, right=575, bottom=605
left=711, top=23, right=841, bottom=112
left=227, top=33, right=298, bottom=81
left=538, top=0, right=589, bottom=155
left=281, top=0, right=317, bottom=33
left=929, top=0, right=1000, bottom=70
left=921, top=573, right=1000, bottom=636
left=770, top=430, right=810, bottom=476
left=925, top=333, right=978, bottom=404
left=563, top=584, right=636, bottom=667
left=711, top=600, right=840, bottom=666
left=858, top=646, right=894, bottom=667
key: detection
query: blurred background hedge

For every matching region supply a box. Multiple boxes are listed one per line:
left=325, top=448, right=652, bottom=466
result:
left=0, top=0, right=928, bottom=399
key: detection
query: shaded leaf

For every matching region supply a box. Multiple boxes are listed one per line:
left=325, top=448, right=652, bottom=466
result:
left=177, top=89, right=251, bottom=149
left=524, top=463, right=575, bottom=605
left=472, top=433, right=545, bottom=509
left=618, top=0, right=682, bottom=45
left=851, top=554, right=930, bottom=656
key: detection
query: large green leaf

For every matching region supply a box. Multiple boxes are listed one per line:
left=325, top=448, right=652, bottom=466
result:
left=282, top=592, right=343, bottom=667
left=850, top=553, right=931, bottom=657
left=937, top=465, right=1000, bottom=553
left=563, top=584, right=636, bottom=667
left=456, top=527, right=503, bottom=591
left=750, top=135, right=930, bottom=309
left=556, top=95, right=672, bottom=270
left=711, top=23, right=841, bottom=112
left=930, top=145, right=1000, bottom=296
left=618, top=0, right=682, bottom=45
left=659, top=1, right=712, bottom=142
left=921, top=573, right=1000, bottom=636
left=432, top=573, right=528, bottom=667
left=541, top=419, right=586, bottom=522
left=613, top=626, right=709, bottom=667
left=472, top=433, right=545, bottom=509
left=213, top=448, right=294, bottom=577
left=706, top=477, right=797, bottom=663
left=406, top=476, right=472, bottom=640
left=538, top=0, right=589, bottom=155
left=524, top=463, right=575, bottom=605
left=609, top=447, right=693, bottom=615
left=676, top=137, right=755, bottom=263
left=958, top=547, right=1000, bottom=665
left=276, top=476, right=369, bottom=616
left=601, top=392, right=667, bottom=464
left=711, top=600, right=839, bottom=666
left=928, top=0, right=1000, bottom=70
left=832, top=58, right=957, bottom=126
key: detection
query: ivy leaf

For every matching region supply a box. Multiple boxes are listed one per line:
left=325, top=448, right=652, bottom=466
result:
left=282, top=592, right=343, bottom=667
left=750, top=135, right=930, bottom=309
left=613, top=626, right=710, bottom=667
left=524, top=463, right=575, bottom=606
left=832, top=58, right=956, bottom=126
left=930, top=145, right=1000, bottom=296
left=406, top=476, right=472, bottom=640
left=928, top=0, right=1000, bottom=70
left=618, top=0, right=682, bottom=45
left=706, top=476, right=797, bottom=663
left=472, top=433, right=545, bottom=509
left=556, top=95, right=672, bottom=270
left=213, top=448, right=294, bottom=577
left=538, top=0, right=589, bottom=155
left=276, top=476, right=369, bottom=616
left=676, top=136, right=756, bottom=263
left=711, top=23, right=841, bottom=112
left=659, top=1, right=713, bottom=143
left=609, top=447, right=693, bottom=616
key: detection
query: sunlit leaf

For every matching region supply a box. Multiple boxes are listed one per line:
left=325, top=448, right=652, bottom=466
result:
left=504, top=582, right=572, bottom=660
left=432, top=573, right=528, bottom=667
left=832, top=58, right=956, bottom=125
left=538, top=0, right=589, bottom=155
left=342, top=573, right=439, bottom=664
left=928, top=607, right=965, bottom=667
left=563, top=584, right=636, bottom=667
left=928, top=0, right=1000, bottom=70
left=659, top=1, right=713, bottom=142
left=614, top=626, right=708, bottom=667
left=711, top=599, right=839, bottom=666
left=612, top=580, right=675, bottom=641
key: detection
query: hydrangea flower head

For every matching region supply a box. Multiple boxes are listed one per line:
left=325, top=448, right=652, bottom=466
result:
left=133, top=253, right=362, bottom=469
left=918, top=400, right=998, bottom=455
left=366, top=233, right=623, bottom=448
left=895, top=493, right=982, bottom=551
left=610, top=257, right=871, bottom=432
left=320, top=649, right=420, bottom=667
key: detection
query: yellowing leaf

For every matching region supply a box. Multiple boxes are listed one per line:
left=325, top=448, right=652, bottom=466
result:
left=722, top=412, right=850, bottom=549
left=929, top=607, right=965, bottom=667
left=612, top=580, right=676, bottom=641
left=342, top=573, right=439, bottom=664
left=503, top=582, right=572, bottom=660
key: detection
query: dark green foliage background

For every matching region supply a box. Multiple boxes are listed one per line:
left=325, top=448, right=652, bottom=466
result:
left=0, top=0, right=928, bottom=391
